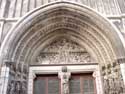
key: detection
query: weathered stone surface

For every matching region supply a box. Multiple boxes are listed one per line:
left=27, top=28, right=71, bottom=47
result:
left=0, top=0, right=124, bottom=18
left=0, top=1, right=125, bottom=94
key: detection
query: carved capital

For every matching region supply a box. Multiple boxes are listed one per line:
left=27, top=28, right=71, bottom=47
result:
left=3, top=60, right=11, bottom=67
left=58, top=66, right=71, bottom=79
left=101, top=65, right=106, bottom=71
left=3, top=60, right=16, bottom=70
left=106, top=64, right=111, bottom=74
left=116, top=57, right=125, bottom=64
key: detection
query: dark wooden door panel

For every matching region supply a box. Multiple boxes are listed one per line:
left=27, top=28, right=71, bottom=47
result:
left=69, top=78, right=81, bottom=94
left=33, top=73, right=96, bottom=94
left=34, top=78, right=46, bottom=94
left=34, top=75, right=60, bottom=94
left=83, top=79, right=95, bottom=94
left=48, top=79, right=60, bottom=94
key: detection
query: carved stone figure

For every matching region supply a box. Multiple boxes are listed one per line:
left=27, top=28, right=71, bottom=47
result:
left=104, top=79, right=109, bottom=94
left=103, top=68, right=125, bottom=94
left=21, top=81, right=27, bottom=94
left=62, top=75, right=69, bottom=94
left=15, top=81, right=21, bottom=94
left=7, top=80, right=15, bottom=94
left=58, top=66, right=71, bottom=94
left=115, top=77, right=125, bottom=94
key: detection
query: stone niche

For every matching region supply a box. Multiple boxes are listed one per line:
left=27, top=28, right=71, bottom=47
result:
left=35, top=38, right=95, bottom=65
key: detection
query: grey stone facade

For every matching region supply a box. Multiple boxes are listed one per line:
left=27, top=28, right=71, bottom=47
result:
left=0, top=0, right=125, bottom=94
left=0, top=0, right=125, bottom=46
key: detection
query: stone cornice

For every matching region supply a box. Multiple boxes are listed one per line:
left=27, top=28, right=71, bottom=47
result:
left=1, top=15, right=125, bottom=22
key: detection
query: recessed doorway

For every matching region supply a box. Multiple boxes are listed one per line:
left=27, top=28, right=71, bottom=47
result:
left=33, top=73, right=96, bottom=94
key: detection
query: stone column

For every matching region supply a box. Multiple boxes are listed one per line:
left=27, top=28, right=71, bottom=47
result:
left=0, top=21, right=5, bottom=44
left=0, top=61, right=28, bottom=94
left=0, top=0, right=7, bottom=17
left=101, top=64, right=111, bottom=94
left=122, top=18, right=125, bottom=33
left=28, top=68, right=36, bottom=94
left=93, top=66, right=104, bottom=94
left=117, top=57, right=125, bottom=85
left=15, top=63, right=29, bottom=94
left=0, top=61, right=11, bottom=94
left=58, top=66, right=71, bottom=94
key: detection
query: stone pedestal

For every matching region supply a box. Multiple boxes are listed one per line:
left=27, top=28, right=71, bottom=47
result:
left=28, top=69, right=36, bottom=94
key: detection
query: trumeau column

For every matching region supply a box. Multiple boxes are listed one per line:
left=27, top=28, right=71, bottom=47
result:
left=58, top=66, right=71, bottom=94
left=117, top=57, right=125, bottom=85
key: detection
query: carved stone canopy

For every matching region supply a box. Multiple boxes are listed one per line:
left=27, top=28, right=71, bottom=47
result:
left=62, top=66, right=68, bottom=72
left=36, top=38, right=95, bottom=64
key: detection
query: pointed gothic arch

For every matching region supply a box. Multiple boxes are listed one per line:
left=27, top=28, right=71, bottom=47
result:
left=0, top=1, right=125, bottom=94
left=0, top=1, right=124, bottom=66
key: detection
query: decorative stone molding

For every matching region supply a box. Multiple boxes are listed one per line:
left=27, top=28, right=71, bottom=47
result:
left=28, top=64, right=103, bottom=94
left=14, top=16, right=109, bottom=64
left=0, top=2, right=124, bottom=66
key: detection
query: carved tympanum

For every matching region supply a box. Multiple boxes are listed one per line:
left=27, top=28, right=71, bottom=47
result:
left=36, top=38, right=94, bottom=64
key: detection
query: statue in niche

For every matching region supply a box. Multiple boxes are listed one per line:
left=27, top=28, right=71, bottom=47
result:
left=63, top=75, right=69, bottom=94
left=115, top=76, right=125, bottom=94
left=58, top=66, right=71, bottom=94
left=115, top=78, right=121, bottom=94
left=15, top=81, right=21, bottom=94
left=7, top=80, right=15, bottom=94
left=103, top=77, right=110, bottom=94
left=112, top=68, right=125, bottom=94
left=106, top=73, right=114, bottom=94
left=21, top=81, right=27, bottom=94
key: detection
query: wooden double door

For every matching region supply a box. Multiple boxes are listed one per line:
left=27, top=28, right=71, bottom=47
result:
left=33, top=73, right=96, bottom=94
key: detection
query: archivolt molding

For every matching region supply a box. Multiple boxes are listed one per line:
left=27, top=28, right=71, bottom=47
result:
left=14, top=23, right=107, bottom=64
left=0, top=1, right=125, bottom=67
left=13, top=23, right=113, bottom=65
left=12, top=14, right=114, bottom=63
left=27, top=31, right=103, bottom=64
